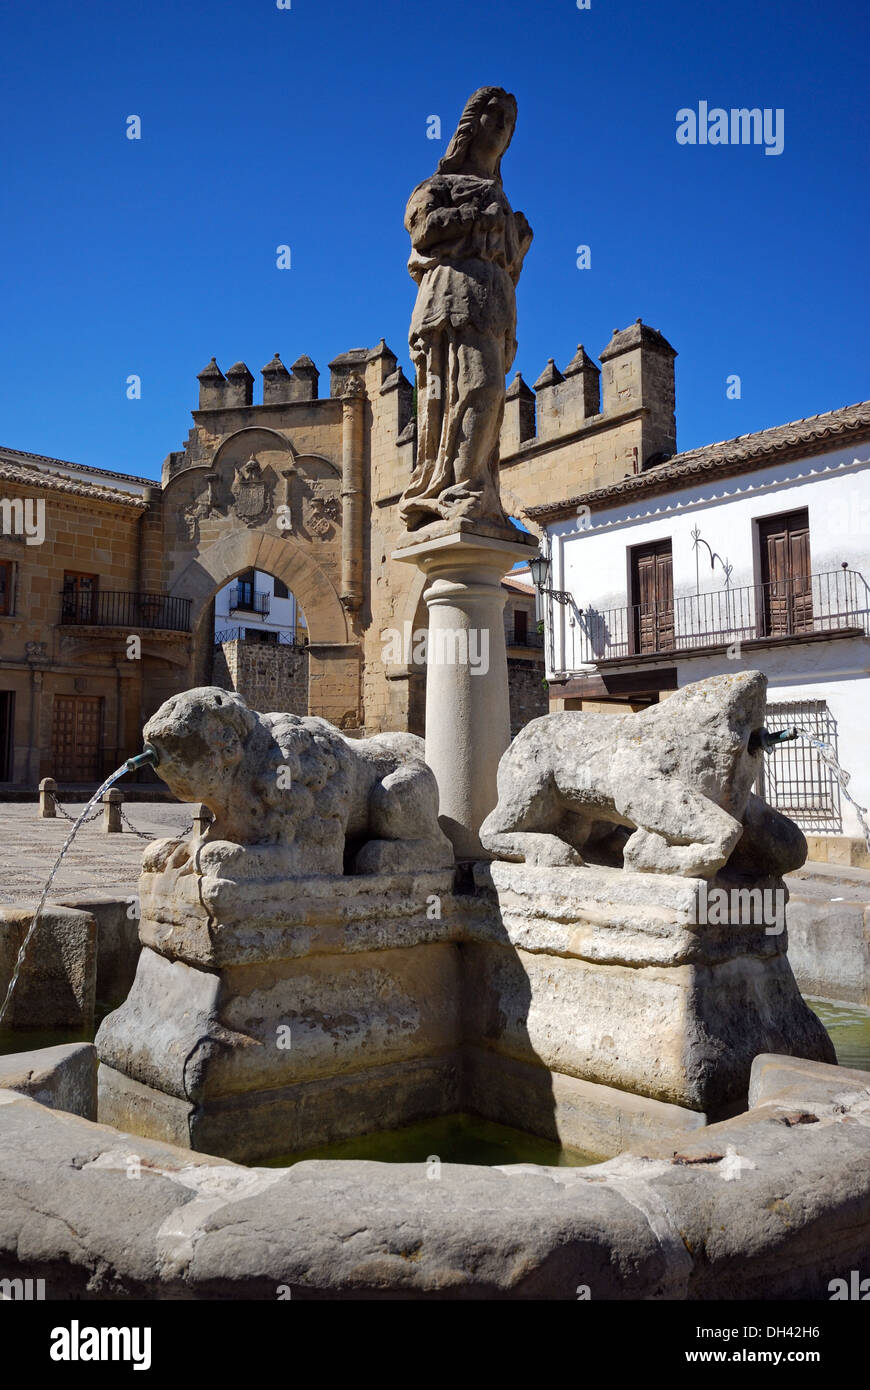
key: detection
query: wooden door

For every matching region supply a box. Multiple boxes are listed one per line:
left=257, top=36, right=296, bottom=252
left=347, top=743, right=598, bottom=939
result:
left=0, top=562, right=11, bottom=617
left=0, top=692, right=13, bottom=780
left=631, top=540, right=674, bottom=653
left=758, top=511, right=812, bottom=636
left=52, top=695, right=102, bottom=783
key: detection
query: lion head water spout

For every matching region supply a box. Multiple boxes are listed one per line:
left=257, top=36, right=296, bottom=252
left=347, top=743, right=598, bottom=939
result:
left=0, top=750, right=158, bottom=1026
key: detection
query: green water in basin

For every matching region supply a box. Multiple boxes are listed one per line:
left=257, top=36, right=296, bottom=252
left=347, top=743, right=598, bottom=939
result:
left=806, top=998, right=870, bottom=1073
left=0, top=1024, right=95, bottom=1054
left=262, top=1112, right=599, bottom=1169
left=0, top=1001, right=113, bottom=1056
left=2, top=1002, right=867, bottom=1169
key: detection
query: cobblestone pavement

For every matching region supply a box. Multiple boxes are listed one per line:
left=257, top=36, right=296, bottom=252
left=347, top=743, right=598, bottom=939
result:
left=0, top=801, right=196, bottom=906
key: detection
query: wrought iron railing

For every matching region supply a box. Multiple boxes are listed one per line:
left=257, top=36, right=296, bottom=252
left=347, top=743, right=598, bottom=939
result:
left=215, top=627, right=307, bottom=646
left=229, top=586, right=270, bottom=616
left=756, top=700, right=842, bottom=833
left=509, top=628, right=545, bottom=649
left=556, top=568, right=868, bottom=668
left=59, top=590, right=192, bottom=632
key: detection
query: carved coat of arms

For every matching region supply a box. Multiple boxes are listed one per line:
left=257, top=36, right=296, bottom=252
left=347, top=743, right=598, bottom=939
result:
left=305, top=489, right=341, bottom=537
left=232, top=457, right=273, bottom=527
left=178, top=470, right=222, bottom=542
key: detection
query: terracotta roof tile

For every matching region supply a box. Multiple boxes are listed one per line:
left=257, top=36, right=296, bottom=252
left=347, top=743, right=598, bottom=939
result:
left=0, top=445, right=153, bottom=488
left=0, top=455, right=147, bottom=507
left=525, top=399, right=870, bottom=520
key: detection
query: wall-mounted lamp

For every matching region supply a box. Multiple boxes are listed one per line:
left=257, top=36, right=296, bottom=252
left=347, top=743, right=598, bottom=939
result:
left=529, top=552, right=575, bottom=607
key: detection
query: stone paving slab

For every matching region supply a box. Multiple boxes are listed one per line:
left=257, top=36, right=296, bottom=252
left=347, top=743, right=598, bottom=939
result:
left=0, top=802, right=196, bottom=907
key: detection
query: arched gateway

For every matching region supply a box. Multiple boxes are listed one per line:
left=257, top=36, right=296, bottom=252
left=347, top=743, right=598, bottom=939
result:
left=143, top=400, right=364, bottom=728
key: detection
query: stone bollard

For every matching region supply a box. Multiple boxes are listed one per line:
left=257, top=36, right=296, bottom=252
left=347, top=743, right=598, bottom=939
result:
left=193, top=803, right=214, bottom=837
left=38, top=777, right=57, bottom=818
left=102, top=788, right=123, bottom=833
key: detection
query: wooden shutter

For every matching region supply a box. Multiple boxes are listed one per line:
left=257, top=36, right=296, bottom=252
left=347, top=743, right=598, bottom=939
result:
left=632, top=541, right=674, bottom=653
left=758, top=511, right=812, bottom=636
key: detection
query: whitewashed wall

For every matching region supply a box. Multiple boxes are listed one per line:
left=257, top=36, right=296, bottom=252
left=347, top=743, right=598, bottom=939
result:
left=543, top=442, right=870, bottom=837
left=550, top=444, right=870, bottom=623
left=213, top=570, right=306, bottom=637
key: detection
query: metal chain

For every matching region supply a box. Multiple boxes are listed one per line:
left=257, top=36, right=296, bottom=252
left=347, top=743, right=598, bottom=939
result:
left=48, top=791, right=102, bottom=826
left=119, top=810, right=195, bottom=842
left=49, top=790, right=194, bottom=844
left=118, top=807, right=156, bottom=840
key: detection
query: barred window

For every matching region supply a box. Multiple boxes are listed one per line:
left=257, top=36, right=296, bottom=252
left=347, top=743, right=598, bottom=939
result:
left=756, top=699, right=842, bottom=833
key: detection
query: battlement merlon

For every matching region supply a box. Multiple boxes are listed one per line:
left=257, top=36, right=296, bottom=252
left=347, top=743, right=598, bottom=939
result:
left=162, top=320, right=677, bottom=486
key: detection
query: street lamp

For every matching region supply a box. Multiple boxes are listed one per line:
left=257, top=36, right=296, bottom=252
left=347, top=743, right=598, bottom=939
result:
left=529, top=551, right=575, bottom=607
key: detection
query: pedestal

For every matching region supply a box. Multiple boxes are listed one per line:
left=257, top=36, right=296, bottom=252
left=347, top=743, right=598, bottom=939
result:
left=393, top=522, right=538, bottom=858
left=95, top=863, right=459, bottom=1163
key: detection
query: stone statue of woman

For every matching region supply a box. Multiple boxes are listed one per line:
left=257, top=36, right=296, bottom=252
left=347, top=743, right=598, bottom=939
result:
left=398, top=87, right=533, bottom=532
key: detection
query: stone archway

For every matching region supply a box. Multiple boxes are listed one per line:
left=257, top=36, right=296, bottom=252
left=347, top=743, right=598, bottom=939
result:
left=173, top=530, right=349, bottom=643
left=169, top=532, right=361, bottom=727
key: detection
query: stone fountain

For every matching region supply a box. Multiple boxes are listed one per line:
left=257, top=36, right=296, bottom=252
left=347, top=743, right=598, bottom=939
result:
left=96, top=86, right=833, bottom=1163
left=94, top=668, right=834, bottom=1161
left=3, top=86, right=864, bottom=1306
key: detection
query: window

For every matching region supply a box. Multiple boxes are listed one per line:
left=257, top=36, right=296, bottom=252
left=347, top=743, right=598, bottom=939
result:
left=0, top=561, right=12, bottom=616
left=756, top=700, right=841, bottom=833
left=513, top=609, right=528, bottom=644
left=273, top=577, right=289, bottom=599
left=234, top=569, right=256, bottom=609
left=62, top=572, right=99, bottom=623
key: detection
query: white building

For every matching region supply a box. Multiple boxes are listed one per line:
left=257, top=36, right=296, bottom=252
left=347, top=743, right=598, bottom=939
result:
left=213, top=568, right=307, bottom=646
left=527, top=401, right=870, bottom=864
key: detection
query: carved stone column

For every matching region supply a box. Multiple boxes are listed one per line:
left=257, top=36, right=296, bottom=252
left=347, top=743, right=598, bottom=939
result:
left=394, top=522, right=537, bottom=859
left=340, top=376, right=365, bottom=612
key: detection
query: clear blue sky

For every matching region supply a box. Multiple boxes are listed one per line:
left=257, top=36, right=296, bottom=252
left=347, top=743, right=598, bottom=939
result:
left=1, top=0, right=867, bottom=481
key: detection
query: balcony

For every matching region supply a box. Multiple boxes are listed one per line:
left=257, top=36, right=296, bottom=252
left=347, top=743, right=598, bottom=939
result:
left=60, top=590, right=192, bottom=632
left=558, top=568, right=869, bottom=669
left=229, top=585, right=270, bottom=616
left=214, top=627, right=307, bottom=647
left=509, top=628, right=545, bottom=650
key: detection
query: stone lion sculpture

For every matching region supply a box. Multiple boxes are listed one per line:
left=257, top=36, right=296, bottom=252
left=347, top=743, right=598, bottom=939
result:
left=141, top=687, right=453, bottom=879
left=480, top=671, right=806, bottom=879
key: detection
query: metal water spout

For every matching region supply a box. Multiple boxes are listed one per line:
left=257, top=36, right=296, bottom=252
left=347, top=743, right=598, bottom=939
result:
left=124, top=745, right=159, bottom=773
left=748, top=726, right=799, bottom=755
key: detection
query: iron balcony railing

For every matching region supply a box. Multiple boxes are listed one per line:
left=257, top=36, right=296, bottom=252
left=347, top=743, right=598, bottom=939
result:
left=215, top=627, right=307, bottom=647
left=60, top=590, right=192, bottom=632
left=557, top=568, right=869, bottom=668
left=229, top=585, right=270, bottom=616
left=509, top=628, right=545, bottom=649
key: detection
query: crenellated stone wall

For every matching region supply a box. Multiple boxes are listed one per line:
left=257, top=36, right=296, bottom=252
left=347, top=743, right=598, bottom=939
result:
left=0, top=318, right=680, bottom=784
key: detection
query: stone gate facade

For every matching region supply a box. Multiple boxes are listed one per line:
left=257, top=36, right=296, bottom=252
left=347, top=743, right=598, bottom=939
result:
left=0, top=320, right=677, bottom=780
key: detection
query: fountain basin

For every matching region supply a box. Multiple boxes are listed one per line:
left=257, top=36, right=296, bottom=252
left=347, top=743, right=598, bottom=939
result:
left=1, top=1051, right=869, bottom=1299
left=96, top=861, right=833, bottom=1163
